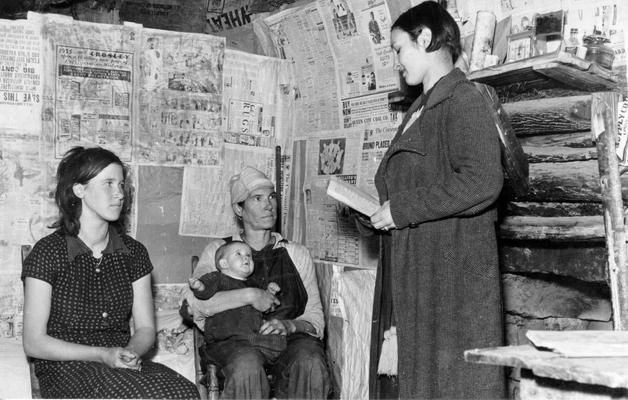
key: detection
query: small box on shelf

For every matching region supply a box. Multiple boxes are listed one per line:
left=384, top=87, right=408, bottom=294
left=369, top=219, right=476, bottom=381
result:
left=507, top=30, right=534, bottom=63
left=533, top=10, right=565, bottom=56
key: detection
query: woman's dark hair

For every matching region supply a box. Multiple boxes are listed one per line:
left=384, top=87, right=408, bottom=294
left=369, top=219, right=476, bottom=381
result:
left=50, top=146, right=127, bottom=236
left=392, top=1, right=462, bottom=63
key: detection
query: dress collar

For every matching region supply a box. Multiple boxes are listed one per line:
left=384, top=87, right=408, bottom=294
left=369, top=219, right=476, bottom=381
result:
left=66, top=226, right=130, bottom=262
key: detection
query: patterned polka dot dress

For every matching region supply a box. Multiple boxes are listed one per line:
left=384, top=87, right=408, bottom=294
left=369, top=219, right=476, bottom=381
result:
left=22, top=229, right=200, bottom=399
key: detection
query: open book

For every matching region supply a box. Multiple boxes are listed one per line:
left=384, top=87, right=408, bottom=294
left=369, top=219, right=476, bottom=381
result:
left=326, top=177, right=380, bottom=217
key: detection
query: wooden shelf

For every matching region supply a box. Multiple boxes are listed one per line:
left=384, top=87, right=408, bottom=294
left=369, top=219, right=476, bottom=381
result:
left=388, top=52, right=619, bottom=106
left=465, top=344, right=628, bottom=390
left=468, top=52, right=619, bottom=92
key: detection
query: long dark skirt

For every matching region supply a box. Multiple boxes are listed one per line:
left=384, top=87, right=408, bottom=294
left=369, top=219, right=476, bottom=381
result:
left=35, top=359, right=200, bottom=399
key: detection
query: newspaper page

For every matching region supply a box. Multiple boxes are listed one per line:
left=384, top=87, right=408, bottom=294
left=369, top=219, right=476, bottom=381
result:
left=343, top=91, right=400, bottom=129
left=358, top=124, right=397, bottom=196
left=0, top=18, right=42, bottom=137
left=179, top=143, right=274, bottom=237
left=0, top=17, right=46, bottom=280
left=319, top=0, right=398, bottom=97
left=301, top=129, right=377, bottom=266
left=135, top=29, right=225, bottom=166
left=278, top=150, right=293, bottom=238
left=31, top=13, right=139, bottom=161
left=125, top=164, right=139, bottom=238
left=222, top=49, right=297, bottom=150
left=0, top=138, right=52, bottom=273
left=284, top=139, right=308, bottom=243
left=0, top=138, right=55, bottom=334
left=319, top=0, right=401, bottom=130
left=260, top=0, right=401, bottom=132
left=263, top=4, right=342, bottom=133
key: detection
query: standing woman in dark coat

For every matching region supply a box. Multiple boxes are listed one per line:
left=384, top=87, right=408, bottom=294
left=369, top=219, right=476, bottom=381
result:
left=369, top=2, right=507, bottom=398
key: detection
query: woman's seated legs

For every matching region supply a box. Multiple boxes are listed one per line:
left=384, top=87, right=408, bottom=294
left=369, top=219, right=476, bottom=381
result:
left=271, top=333, right=331, bottom=399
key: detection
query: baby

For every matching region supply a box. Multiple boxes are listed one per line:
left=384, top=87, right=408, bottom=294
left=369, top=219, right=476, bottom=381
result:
left=189, top=240, right=286, bottom=362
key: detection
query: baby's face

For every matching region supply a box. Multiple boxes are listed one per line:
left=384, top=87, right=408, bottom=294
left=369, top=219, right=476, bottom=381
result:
left=223, top=242, right=254, bottom=279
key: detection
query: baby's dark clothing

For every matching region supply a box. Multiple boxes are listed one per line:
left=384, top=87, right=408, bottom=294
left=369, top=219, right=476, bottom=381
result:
left=192, top=271, right=286, bottom=361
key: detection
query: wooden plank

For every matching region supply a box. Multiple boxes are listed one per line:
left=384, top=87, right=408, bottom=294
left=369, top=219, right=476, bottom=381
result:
left=468, top=52, right=617, bottom=90
left=520, top=160, right=628, bottom=202
left=505, top=314, right=612, bottom=347
left=524, top=145, right=596, bottom=163
left=526, top=331, right=628, bottom=357
left=593, top=91, right=628, bottom=331
left=503, top=273, right=611, bottom=320
left=519, top=370, right=628, bottom=400
left=502, top=95, right=591, bottom=136
left=523, top=161, right=599, bottom=202
left=500, top=242, right=607, bottom=282
left=505, top=201, right=604, bottom=217
left=535, top=63, right=619, bottom=92
left=465, top=345, right=557, bottom=369
left=499, top=215, right=606, bottom=241
left=464, top=345, right=628, bottom=389
left=519, top=131, right=594, bottom=148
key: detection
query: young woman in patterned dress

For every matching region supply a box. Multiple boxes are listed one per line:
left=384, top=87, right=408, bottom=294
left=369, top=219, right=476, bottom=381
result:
left=22, top=146, right=199, bottom=399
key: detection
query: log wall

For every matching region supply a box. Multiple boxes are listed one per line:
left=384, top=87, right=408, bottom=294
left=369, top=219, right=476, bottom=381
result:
left=499, top=90, right=615, bottom=398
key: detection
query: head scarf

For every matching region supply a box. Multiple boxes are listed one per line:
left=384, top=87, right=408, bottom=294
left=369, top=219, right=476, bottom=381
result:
left=229, top=166, right=274, bottom=205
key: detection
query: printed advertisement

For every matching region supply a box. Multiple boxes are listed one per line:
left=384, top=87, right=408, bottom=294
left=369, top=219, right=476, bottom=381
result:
left=33, top=13, right=139, bottom=161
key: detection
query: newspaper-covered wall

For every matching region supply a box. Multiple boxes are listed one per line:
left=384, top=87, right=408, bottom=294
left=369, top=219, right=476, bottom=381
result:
left=255, top=0, right=402, bottom=264
left=179, top=143, right=275, bottom=237
left=302, top=129, right=364, bottom=265
left=179, top=48, right=298, bottom=237
left=262, top=3, right=342, bottom=132
left=136, top=28, right=225, bottom=166
left=0, top=14, right=270, bottom=339
left=222, top=48, right=297, bottom=151
left=258, top=0, right=401, bottom=132
left=33, top=13, right=139, bottom=162
left=0, top=18, right=44, bottom=298
left=294, top=128, right=381, bottom=267
left=33, top=12, right=142, bottom=234
left=0, top=19, right=41, bottom=137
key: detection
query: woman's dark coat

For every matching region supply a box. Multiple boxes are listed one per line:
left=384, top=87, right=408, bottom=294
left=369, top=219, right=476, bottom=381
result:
left=372, top=68, right=506, bottom=399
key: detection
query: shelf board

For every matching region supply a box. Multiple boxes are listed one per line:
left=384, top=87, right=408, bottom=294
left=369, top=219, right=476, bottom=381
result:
left=468, top=52, right=618, bottom=92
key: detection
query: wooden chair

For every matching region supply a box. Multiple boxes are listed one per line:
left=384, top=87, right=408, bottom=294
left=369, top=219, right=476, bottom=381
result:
left=190, top=255, right=220, bottom=400
left=21, top=244, right=41, bottom=399
left=190, top=255, right=277, bottom=399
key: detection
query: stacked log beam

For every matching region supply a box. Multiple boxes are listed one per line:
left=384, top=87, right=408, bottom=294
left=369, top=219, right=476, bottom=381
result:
left=499, top=93, right=614, bottom=354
